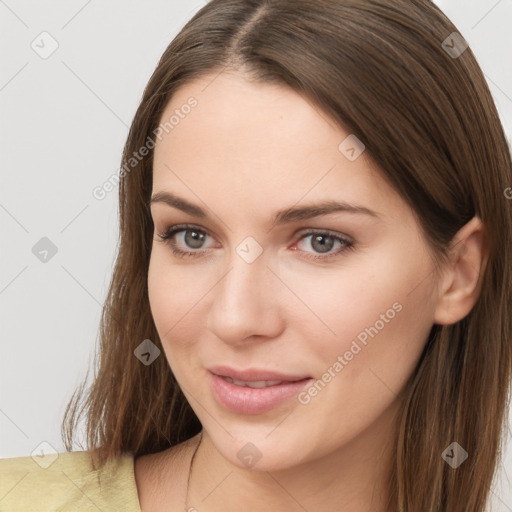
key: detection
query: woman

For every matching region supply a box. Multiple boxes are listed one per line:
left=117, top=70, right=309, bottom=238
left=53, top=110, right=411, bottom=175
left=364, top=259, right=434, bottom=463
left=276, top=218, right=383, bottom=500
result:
left=1, top=0, right=511, bottom=511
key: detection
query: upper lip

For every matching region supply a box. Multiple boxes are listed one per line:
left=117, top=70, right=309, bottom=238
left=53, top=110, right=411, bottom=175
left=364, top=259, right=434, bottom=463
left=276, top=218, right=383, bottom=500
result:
left=208, top=366, right=311, bottom=382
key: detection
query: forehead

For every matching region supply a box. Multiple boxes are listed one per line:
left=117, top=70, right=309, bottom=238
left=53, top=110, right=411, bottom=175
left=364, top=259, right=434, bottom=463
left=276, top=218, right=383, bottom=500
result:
left=151, top=71, right=408, bottom=225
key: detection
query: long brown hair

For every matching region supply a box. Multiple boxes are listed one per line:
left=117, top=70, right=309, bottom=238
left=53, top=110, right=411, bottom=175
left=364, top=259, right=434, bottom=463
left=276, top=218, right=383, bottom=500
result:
left=62, top=1, right=512, bottom=510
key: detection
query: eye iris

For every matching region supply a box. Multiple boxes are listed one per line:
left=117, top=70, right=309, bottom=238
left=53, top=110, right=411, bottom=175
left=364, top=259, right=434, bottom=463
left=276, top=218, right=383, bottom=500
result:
left=311, top=234, right=334, bottom=253
left=185, top=230, right=205, bottom=249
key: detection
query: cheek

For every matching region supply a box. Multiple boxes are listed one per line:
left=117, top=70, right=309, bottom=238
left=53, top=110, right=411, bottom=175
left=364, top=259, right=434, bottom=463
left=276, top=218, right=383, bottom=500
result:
left=301, top=246, right=437, bottom=401
left=147, top=249, right=213, bottom=375
left=289, top=256, right=437, bottom=447
left=147, top=251, right=194, bottom=347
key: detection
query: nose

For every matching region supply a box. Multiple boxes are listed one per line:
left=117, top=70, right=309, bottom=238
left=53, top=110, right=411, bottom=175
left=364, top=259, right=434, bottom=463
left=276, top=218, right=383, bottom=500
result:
left=206, top=248, right=285, bottom=346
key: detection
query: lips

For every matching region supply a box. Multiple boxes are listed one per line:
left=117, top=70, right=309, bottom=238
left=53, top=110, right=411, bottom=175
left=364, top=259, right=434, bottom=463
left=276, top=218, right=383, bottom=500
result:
left=208, top=372, right=313, bottom=414
left=208, top=365, right=311, bottom=383
left=207, top=365, right=313, bottom=414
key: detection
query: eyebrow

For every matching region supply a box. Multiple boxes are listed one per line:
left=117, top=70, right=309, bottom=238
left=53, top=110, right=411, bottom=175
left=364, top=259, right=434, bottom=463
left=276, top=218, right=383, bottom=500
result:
left=149, top=191, right=381, bottom=226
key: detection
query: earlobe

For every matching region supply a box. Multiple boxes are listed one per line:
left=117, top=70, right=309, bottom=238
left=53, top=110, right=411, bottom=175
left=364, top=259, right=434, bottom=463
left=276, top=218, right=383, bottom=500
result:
left=433, top=216, right=489, bottom=326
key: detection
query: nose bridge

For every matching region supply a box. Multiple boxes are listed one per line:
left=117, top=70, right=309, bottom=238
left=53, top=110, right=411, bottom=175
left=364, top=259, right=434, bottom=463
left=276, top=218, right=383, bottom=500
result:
left=207, top=238, right=282, bottom=342
left=218, top=240, right=269, bottom=309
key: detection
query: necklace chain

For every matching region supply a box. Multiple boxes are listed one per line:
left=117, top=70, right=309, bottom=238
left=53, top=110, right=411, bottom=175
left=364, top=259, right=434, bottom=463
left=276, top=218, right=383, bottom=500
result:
left=184, top=430, right=203, bottom=511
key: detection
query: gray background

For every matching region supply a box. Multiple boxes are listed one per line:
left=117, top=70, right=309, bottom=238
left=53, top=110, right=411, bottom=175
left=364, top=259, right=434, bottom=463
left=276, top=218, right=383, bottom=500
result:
left=1, top=0, right=511, bottom=509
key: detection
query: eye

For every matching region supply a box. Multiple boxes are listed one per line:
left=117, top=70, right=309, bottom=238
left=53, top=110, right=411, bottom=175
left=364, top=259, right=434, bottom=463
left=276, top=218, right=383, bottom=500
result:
left=156, top=224, right=214, bottom=258
left=294, top=229, right=355, bottom=261
left=156, top=224, right=355, bottom=261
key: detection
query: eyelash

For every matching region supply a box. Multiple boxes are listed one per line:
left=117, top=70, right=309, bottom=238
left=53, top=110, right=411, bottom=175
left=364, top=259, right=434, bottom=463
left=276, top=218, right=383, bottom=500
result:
left=156, top=223, right=355, bottom=261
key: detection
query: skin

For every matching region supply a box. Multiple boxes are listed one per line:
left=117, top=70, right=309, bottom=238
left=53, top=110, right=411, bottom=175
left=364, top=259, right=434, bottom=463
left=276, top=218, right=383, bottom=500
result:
left=134, top=70, right=488, bottom=511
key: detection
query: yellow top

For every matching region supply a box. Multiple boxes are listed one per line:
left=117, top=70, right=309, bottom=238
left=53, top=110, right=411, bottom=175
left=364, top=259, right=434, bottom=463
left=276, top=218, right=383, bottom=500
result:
left=0, top=450, right=142, bottom=512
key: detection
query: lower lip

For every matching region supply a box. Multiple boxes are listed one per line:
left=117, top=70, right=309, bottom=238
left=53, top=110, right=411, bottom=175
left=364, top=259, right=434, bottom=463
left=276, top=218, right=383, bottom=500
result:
left=208, top=372, right=313, bottom=415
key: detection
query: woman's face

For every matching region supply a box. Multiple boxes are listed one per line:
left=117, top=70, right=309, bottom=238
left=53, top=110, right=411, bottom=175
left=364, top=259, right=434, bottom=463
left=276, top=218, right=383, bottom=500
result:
left=148, top=70, right=440, bottom=471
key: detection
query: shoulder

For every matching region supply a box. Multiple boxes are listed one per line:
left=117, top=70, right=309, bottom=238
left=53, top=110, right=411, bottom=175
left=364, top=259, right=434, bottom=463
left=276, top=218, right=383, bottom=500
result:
left=0, top=450, right=141, bottom=512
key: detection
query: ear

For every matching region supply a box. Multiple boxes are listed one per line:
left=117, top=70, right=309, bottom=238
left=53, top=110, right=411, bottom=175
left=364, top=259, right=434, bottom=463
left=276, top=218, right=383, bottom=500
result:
left=433, top=216, right=489, bottom=326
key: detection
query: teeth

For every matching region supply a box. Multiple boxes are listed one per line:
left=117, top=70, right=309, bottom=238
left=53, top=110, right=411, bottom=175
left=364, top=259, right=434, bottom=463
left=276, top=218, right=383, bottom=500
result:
left=223, top=377, right=284, bottom=388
